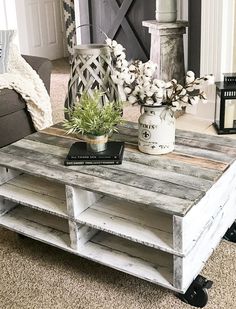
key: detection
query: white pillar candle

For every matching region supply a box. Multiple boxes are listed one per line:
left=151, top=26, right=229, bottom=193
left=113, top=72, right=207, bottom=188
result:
left=224, top=101, right=235, bottom=128
left=156, top=0, right=177, bottom=23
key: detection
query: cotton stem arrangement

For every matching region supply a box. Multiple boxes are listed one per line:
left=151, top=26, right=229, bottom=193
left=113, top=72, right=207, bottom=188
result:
left=106, top=38, right=214, bottom=116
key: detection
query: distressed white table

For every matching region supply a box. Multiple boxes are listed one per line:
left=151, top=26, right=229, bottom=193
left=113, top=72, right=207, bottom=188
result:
left=0, top=122, right=236, bottom=301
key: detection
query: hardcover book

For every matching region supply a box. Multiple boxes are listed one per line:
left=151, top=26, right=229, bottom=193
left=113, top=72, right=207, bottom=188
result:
left=64, top=141, right=124, bottom=166
left=64, top=159, right=122, bottom=166
left=66, top=141, right=124, bottom=160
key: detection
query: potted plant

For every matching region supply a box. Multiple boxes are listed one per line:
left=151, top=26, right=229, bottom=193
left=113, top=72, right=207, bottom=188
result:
left=63, top=90, right=123, bottom=152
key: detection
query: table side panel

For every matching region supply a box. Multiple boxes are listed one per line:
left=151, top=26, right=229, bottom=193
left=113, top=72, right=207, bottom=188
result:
left=174, top=160, right=236, bottom=255
left=174, top=178, right=236, bottom=292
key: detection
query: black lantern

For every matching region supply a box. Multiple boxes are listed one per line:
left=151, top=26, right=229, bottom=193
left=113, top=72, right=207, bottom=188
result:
left=213, top=73, right=236, bottom=134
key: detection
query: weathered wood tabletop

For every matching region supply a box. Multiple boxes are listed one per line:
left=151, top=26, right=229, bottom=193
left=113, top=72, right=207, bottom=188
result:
left=0, top=122, right=236, bottom=217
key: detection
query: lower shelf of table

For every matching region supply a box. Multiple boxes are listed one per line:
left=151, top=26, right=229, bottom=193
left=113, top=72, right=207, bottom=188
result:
left=0, top=204, right=178, bottom=292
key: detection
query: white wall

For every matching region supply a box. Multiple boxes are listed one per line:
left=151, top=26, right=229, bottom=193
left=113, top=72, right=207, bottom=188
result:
left=0, top=0, right=17, bottom=30
left=0, top=0, right=19, bottom=45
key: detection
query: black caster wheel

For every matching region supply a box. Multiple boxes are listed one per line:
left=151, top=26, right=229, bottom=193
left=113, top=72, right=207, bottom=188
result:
left=223, top=221, right=236, bottom=243
left=177, top=275, right=213, bottom=308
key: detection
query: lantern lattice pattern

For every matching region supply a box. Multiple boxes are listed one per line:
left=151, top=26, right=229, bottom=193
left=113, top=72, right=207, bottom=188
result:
left=65, top=44, right=119, bottom=110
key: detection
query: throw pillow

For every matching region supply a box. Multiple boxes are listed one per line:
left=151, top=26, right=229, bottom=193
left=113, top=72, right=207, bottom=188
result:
left=0, top=30, right=15, bottom=74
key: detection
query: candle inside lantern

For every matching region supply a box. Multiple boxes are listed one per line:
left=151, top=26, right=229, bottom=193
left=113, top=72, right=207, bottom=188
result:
left=224, top=101, right=235, bottom=128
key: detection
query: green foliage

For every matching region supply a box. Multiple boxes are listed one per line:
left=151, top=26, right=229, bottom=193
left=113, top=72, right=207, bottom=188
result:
left=63, top=91, right=123, bottom=136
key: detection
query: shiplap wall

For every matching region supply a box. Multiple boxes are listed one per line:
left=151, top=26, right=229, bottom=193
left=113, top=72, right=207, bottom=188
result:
left=196, top=0, right=235, bottom=120
left=234, top=1, right=236, bottom=72
left=177, top=0, right=188, bottom=70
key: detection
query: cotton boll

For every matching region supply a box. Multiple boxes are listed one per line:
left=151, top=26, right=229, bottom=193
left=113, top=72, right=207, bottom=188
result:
left=201, top=99, right=208, bottom=104
left=146, top=90, right=154, bottom=97
left=204, top=75, right=215, bottom=85
left=171, top=79, right=177, bottom=85
left=119, top=72, right=129, bottom=81
left=176, top=84, right=183, bottom=91
left=115, top=59, right=123, bottom=69
left=128, top=73, right=136, bottom=84
left=142, top=75, right=151, bottom=83
left=150, top=85, right=158, bottom=93
left=172, top=101, right=180, bottom=108
left=128, top=95, right=137, bottom=104
left=186, top=71, right=195, bottom=84
left=186, top=85, right=194, bottom=92
left=190, top=96, right=200, bottom=105
left=179, top=88, right=187, bottom=96
left=111, top=73, right=124, bottom=86
left=145, top=98, right=154, bottom=105
left=124, top=87, right=132, bottom=94
left=129, top=64, right=136, bottom=71
left=166, top=88, right=173, bottom=98
left=145, top=68, right=154, bottom=77
left=106, top=38, right=112, bottom=46
left=181, top=95, right=189, bottom=103
left=123, top=60, right=129, bottom=68
left=140, top=93, right=145, bottom=100
left=153, top=79, right=165, bottom=88
left=156, top=89, right=164, bottom=99
left=111, top=40, right=118, bottom=47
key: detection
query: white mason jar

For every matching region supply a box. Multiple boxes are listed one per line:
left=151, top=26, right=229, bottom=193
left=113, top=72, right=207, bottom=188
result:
left=156, top=0, right=177, bottom=23
left=138, top=105, right=175, bottom=155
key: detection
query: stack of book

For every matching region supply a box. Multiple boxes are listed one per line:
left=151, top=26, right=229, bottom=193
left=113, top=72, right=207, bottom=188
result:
left=64, top=141, right=124, bottom=166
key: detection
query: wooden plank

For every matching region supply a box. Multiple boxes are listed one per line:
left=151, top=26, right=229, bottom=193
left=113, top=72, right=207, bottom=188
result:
left=110, top=161, right=213, bottom=191
left=122, top=148, right=222, bottom=181
left=173, top=143, right=235, bottom=163
left=175, top=129, right=236, bottom=149
left=68, top=220, right=98, bottom=250
left=65, top=185, right=102, bottom=218
left=82, top=231, right=177, bottom=291
left=174, top=183, right=236, bottom=292
left=0, top=167, right=20, bottom=185
left=0, top=197, right=17, bottom=217
left=179, top=161, right=236, bottom=255
left=0, top=205, right=70, bottom=248
left=175, top=136, right=236, bottom=156
left=78, top=197, right=176, bottom=255
left=165, top=152, right=227, bottom=172
left=0, top=174, right=67, bottom=218
left=8, top=174, right=66, bottom=200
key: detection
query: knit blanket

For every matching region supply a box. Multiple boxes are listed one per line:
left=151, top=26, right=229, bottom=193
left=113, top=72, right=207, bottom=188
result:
left=0, top=44, right=53, bottom=131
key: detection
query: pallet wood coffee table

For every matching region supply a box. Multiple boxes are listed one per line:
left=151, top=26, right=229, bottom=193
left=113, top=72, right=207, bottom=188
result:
left=0, top=122, right=236, bottom=306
